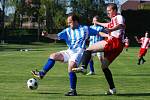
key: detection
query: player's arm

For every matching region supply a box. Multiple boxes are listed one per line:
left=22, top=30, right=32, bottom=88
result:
left=134, top=36, right=141, bottom=43
left=42, top=31, right=58, bottom=40
left=99, top=32, right=112, bottom=40
left=94, top=20, right=109, bottom=28
left=107, top=24, right=125, bottom=33
left=108, top=15, right=125, bottom=32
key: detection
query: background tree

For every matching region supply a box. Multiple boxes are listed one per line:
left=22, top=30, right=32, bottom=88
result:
left=40, top=0, right=66, bottom=33
left=70, top=0, right=106, bottom=25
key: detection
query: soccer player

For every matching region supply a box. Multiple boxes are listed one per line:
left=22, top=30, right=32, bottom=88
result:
left=124, top=37, right=129, bottom=51
left=134, top=31, right=150, bottom=65
left=31, top=13, right=105, bottom=96
left=86, top=15, right=104, bottom=75
left=73, top=3, right=125, bottom=95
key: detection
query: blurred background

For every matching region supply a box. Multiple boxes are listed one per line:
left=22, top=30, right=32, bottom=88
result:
left=0, top=0, right=150, bottom=46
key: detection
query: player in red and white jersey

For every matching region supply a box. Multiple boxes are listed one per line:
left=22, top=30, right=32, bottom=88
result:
left=135, top=32, right=150, bottom=65
left=73, top=3, right=125, bottom=95
left=124, top=37, right=129, bottom=51
left=106, top=13, right=125, bottom=41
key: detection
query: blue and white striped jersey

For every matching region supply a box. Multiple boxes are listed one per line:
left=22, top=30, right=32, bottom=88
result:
left=89, top=25, right=105, bottom=46
left=57, top=25, right=100, bottom=50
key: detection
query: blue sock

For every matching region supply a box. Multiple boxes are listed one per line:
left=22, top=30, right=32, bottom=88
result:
left=89, top=60, right=94, bottom=72
left=42, top=58, right=55, bottom=73
left=69, top=72, right=77, bottom=90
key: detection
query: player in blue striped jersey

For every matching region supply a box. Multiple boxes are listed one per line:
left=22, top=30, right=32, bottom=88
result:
left=86, top=16, right=105, bottom=75
left=31, top=14, right=106, bottom=96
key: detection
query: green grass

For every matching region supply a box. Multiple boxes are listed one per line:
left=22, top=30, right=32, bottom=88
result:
left=0, top=43, right=150, bottom=100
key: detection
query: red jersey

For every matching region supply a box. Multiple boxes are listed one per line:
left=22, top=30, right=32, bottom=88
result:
left=107, top=14, right=125, bottom=42
left=139, top=37, right=150, bottom=49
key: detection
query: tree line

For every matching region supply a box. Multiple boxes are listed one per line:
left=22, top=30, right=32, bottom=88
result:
left=2, top=0, right=107, bottom=31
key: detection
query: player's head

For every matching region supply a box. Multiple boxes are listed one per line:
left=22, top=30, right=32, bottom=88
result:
left=106, top=3, right=118, bottom=18
left=126, top=37, right=128, bottom=39
left=67, top=13, right=79, bottom=29
left=145, top=31, right=149, bottom=38
left=92, top=15, right=99, bottom=25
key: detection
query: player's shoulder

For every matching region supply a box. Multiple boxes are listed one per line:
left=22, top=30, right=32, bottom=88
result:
left=80, top=25, right=89, bottom=30
left=81, top=25, right=88, bottom=28
left=90, top=25, right=104, bottom=29
left=116, top=14, right=123, bottom=17
left=62, top=27, right=70, bottom=32
left=115, top=14, right=124, bottom=19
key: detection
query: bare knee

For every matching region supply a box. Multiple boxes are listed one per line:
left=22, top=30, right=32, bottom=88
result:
left=68, top=61, right=77, bottom=72
left=49, top=53, right=57, bottom=59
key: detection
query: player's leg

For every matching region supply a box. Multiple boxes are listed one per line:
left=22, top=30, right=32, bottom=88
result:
left=126, top=47, right=128, bottom=51
left=141, top=56, right=146, bottom=64
left=97, top=52, right=103, bottom=63
left=86, top=56, right=95, bottom=75
left=141, top=49, right=147, bottom=64
left=86, top=52, right=103, bottom=75
left=65, top=48, right=84, bottom=96
left=137, top=48, right=147, bottom=65
left=125, top=45, right=128, bottom=51
left=137, top=56, right=142, bottom=65
left=65, top=61, right=78, bottom=96
left=31, top=51, right=65, bottom=79
left=102, top=38, right=123, bottom=95
left=101, top=58, right=116, bottom=95
left=72, top=40, right=107, bottom=73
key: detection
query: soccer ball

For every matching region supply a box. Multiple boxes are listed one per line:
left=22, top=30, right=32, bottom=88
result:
left=27, top=78, right=38, bottom=90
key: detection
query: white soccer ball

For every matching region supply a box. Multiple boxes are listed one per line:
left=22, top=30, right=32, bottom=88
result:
left=27, top=78, right=38, bottom=90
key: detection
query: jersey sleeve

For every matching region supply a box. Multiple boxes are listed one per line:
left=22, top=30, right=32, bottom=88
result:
left=88, top=26, right=105, bottom=36
left=57, top=29, right=68, bottom=40
left=116, top=15, right=124, bottom=25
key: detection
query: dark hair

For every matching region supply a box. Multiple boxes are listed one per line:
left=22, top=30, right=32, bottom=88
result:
left=146, top=31, right=149, bottom=33
left=93, top=15, right=99, bottom=20
left=68, top=13, right=80, bottom=22
left=107, top=3, right=118, bottom=11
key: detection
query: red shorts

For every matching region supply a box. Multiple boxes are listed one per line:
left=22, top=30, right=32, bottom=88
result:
left=104, top=37, right=124, bottom=63
left=139, top=48, right=147, bottom=57
left=125, top=43, right=129, bottom=48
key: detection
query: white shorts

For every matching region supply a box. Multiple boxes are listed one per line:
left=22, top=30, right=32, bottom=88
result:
left=59, top=48, right=84, bottom=66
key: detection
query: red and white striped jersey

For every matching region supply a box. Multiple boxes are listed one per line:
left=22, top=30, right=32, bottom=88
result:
left=140, top=37, right=150, bottom=49
left=107, top=14, right=125, bottom=41
left=124, top=38, right=129, bottom=45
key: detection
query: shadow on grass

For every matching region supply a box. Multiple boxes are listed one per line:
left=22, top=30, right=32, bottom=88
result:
left=78, top=93, right=150, bottom=97
left=38, top=92, right=61, bottom=95
left=117, top=93, right=150, bottom=96
left=0, top=47, right=46, bottom=51
left=114, top=73, right=150, bottom=76
left=78, top=94, right=107, bottom=96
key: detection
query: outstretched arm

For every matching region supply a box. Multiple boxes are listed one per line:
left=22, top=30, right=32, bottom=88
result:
left=99, top=32, right=112, bottom=40
left=42, top=31, right=58, bottom=40
left=94, top=20, right=109, bottom=28
left=134, top=36, right=140, bottom=43
left=94, top=19, right=125, bottom=33
left=107, top=24, right=125, bottom=32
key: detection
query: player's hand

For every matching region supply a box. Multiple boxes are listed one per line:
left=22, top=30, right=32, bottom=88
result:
left=41, top=31, right=48, bottom=37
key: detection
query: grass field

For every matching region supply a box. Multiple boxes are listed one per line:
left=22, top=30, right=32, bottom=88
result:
left=0, top=42, right=150, bottom=100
